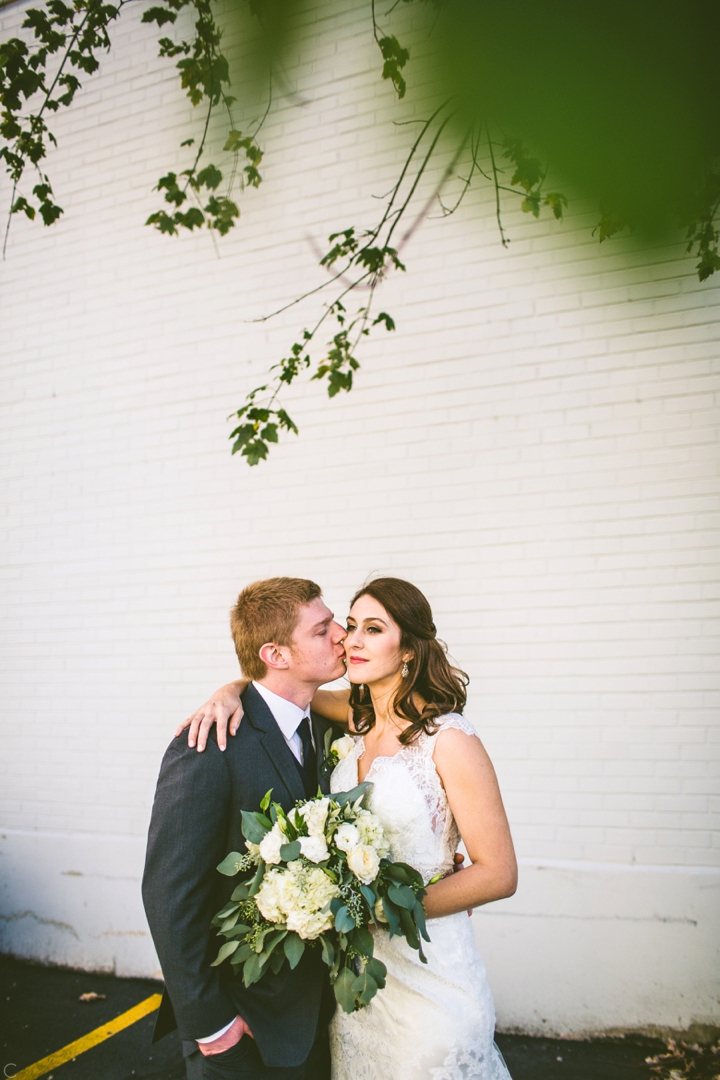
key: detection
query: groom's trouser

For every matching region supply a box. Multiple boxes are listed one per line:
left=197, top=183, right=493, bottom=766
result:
left=183, top=1023, right=331, bottom=1080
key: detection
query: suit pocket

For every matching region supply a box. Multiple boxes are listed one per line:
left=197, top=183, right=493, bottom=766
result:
left=201, top=1035, right=255, bottom=1078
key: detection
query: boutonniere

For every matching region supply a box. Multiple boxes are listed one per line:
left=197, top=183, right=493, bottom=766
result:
left=321, top=731, right=356, bottom=779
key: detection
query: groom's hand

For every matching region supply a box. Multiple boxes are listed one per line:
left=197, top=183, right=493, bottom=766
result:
left=453, top=852, right=472, bottom=917
left=197, top=1015, right=253, bottom=1056
left=175, top=681, right=244, bottom=752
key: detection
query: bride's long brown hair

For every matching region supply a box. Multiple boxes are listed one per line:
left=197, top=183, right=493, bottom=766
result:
left=349, top=577, right=469, bottom=745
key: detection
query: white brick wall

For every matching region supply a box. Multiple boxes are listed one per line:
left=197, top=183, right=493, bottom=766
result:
left=1, top=0, right=718, bottom=1033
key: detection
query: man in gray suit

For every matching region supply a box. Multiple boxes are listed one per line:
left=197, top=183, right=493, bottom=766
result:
left=143, top=577, right=347, bottom=1079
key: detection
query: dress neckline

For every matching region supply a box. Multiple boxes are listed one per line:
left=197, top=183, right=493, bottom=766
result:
left=356, top=735, right=413, bottom=783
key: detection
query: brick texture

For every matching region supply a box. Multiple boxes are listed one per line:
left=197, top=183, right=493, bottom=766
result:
left=1, top=0, right=718, bottom=878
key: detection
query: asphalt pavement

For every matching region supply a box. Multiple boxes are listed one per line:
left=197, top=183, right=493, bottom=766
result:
left=1, top=953, right=712, bottom=1080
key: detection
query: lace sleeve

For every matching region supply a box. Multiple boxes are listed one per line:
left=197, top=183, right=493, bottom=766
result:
left=422, top=712, right=479, bottom=753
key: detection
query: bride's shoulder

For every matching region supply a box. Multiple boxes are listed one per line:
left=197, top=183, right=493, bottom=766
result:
left=430, top=712, right=479, bottom=740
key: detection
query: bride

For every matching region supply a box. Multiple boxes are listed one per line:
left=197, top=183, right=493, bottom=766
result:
left=182, top=577, right=517, bottom=1080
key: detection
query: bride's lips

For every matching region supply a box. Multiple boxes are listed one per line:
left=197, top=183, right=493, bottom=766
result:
left=348, top=656, right=368, bottom=664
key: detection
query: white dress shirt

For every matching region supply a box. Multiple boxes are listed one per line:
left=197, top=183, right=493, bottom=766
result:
left=252, top=680, right=314, bottom=763
left=197, top=681, right=314, bottom=1046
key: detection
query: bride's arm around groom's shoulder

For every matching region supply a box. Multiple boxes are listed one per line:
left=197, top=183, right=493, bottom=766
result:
left=177, top=680, right=352, bottom=752
left=423, top=725, right=518, bottom=920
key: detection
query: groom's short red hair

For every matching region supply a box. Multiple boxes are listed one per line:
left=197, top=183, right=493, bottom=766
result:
left=230, top=577, right=323, bottom=680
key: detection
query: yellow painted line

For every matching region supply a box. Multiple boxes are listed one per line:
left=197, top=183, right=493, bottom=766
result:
left=13, top=993, right=162, bottom=1080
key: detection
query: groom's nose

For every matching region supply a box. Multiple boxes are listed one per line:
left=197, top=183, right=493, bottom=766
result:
left=331, top=620, right=346, bottom=642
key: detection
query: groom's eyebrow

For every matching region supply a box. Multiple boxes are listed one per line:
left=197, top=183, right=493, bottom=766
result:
left=312, top=613, right=334, bottom=629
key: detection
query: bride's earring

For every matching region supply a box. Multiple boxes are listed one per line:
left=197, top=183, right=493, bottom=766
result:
left=401, top=661, right=409, bottom=678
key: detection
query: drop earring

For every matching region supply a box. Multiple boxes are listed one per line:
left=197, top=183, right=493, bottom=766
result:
left=401, top=662, right=409, bottom=678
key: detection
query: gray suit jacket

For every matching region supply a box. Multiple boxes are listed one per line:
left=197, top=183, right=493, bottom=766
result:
left=142, top=683, right=335, bottom=1068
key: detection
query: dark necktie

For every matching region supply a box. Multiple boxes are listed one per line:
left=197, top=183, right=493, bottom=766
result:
left=297, top=716, right=317, bottom=794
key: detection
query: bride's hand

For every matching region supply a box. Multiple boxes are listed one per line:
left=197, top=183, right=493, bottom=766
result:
left=174, top=680, right=245, bottom=752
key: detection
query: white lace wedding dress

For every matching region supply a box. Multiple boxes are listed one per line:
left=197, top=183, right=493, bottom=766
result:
left=329, top=713, right=512, bottom=1080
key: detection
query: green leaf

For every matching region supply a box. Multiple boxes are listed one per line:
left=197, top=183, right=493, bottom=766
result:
left=321, top=936, right=335, bottom=968
left=388, top=862, right=424, bottom=888
left=360, top=885, right=376, bottom=909
left=141, top=6, right=178, bottom=26
left=217, top=851, right=248, bottom=877
left=365, top=957, right=387, bottom=989
left=333, top=966, right=358, bottom=1014
left=242, top=951, right=263, bottom=986
left=196, top=163, right=222, bottom=190
left=269, top=949, right=286, bottom=974
left=373, top=311, right=395, bottom=331
left=333, top=782, right=372, bottom=808
left=279, top=840, right=301, bottom=861
left=381, top=897, right=401, bottom=937
left=387, top=883, right=416, bottom=910
left=545, top=192, right=568, bottom=220
left=283, top=933, right=305, bottom=970
left=247, top=859, right=265, bottom=898
left=231, top=941, right=255, bottom=965
left=351, top=968, right=378, bottom=1006
left=335, top=906, right=356, bottom=933
left=241, top=810, right=271, bottom=845
left=259, top=789, right=273, bottom=812
left=231, top=882, right=250, bottom=901
left=220, top=910, right=240, bottom=933
left=398, top=905, right=420, bottom=951
left=213, top=901, right=240, bottom=922
left=210, top=939, right=239, bottom=966
left=351, top=925, right=374, bottom=958
left=242, top=439, right=269, bottom=466
left=413, top=899, right=430, bottom=943
left=263, top=929, right=290, bottom=962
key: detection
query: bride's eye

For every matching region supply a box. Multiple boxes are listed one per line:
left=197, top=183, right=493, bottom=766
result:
left=367, top=625, right=381, bottom=634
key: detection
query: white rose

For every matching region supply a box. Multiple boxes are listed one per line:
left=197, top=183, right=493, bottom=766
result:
left=346, top=844, right=381, bottom=885
left=298, top=834, right=330, bottom=864
left=332, top=734, right=356, bottom=761
left=334, top=822, right=360, bottom=853
left=258, top=823, right=285, bottom=865
left=299, top=797, right=330, bottom=838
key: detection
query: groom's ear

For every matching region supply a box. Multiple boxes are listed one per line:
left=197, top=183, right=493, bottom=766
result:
left=259, top=642, right=290, bottom=670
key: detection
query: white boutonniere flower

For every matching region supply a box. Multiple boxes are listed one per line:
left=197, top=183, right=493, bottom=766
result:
left=332, top=734, right=356, bottom=761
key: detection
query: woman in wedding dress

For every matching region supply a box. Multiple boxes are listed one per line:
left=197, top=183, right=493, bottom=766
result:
left=183, top=577, right=517, bottom=1080
left=321, top=578, right=516, bottom=1080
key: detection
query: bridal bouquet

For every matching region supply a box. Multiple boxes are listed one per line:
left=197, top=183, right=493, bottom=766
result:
left=211, top=781, right=430, bottom=1013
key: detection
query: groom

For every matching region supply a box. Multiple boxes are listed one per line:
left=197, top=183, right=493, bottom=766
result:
left=142, top=577, right=347, bottom=1079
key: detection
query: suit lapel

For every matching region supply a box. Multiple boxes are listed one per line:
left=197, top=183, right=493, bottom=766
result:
left=242, top=684, right=307, bottom=805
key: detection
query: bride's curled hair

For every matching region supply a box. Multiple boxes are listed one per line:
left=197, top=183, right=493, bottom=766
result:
left=349, top=577, right=469, bottom=745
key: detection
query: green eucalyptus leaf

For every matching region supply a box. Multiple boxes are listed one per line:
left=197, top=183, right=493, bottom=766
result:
left=217, top=852, right=247, bottom=877
left=279, top=840, right=301, bottom=861
left=387, top=883, right=416, bottom=910
left=210, top=939, right=239, bottom=966
left=333, top=966, right=358, bottom=1014
left=241, top=810, right=271, bottom=845
left=247, top=860, right=265, bottom=898
left=283, top=933, right=305, bottom=970
left=335, top=906, right=355, bottom=933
